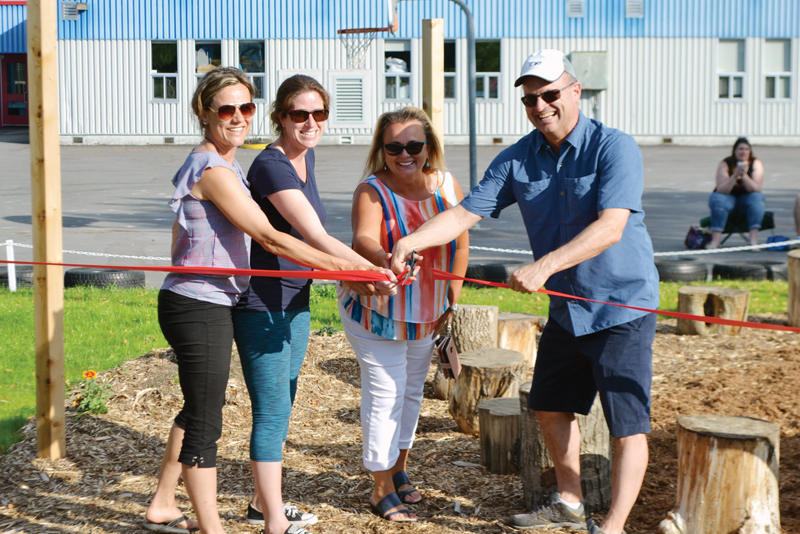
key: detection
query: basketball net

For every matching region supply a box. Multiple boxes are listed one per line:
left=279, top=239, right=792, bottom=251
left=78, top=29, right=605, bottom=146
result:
left=338, top=31, right=377, bottom=70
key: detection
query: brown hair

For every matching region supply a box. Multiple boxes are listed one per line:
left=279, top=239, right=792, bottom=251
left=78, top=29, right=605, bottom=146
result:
left=724, top=136, right=757, bottom=175
left=363, top=107, right=446, bottom=180
left=191, top=67, right=254, bottom=137
left=270, top=75, right=331, bottom=137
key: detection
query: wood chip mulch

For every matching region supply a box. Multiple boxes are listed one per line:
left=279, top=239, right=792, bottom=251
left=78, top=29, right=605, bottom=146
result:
left=1, top=314, right=799, bottom=533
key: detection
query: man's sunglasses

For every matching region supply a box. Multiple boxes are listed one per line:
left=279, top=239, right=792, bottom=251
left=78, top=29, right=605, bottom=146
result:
left=383, top=141, right=428, bottom=156
left=286, top=109, right=330, bottom=123
left=520, top=82, right=576, bottom=108
left=205, top=102, right=256, bottom=121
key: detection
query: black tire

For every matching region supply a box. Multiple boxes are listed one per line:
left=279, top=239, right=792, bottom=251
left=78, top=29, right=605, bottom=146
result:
left=64, top=267, right=146, bottom=289
left=0, top=265, right=34, bottom=288
left=465, top=262, right=525, bottom=285
left=654, top=257, right=707, bottom=282
left=712, top=261, right=788, bottom=281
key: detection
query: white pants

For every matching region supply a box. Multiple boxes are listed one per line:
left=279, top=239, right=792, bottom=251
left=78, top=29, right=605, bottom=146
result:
left=339, top=305, right=434, bottom=472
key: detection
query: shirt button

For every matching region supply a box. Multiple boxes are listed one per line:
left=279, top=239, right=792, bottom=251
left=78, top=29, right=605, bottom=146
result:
left=571, top=300, right=576, bottom=303
left=563, top=275, right=568, bottom=280
left=562, top=219, right=565, bottom=224
left=561, top=191, right=565, bottom=195
left=559, top=163, right=563, bottom=168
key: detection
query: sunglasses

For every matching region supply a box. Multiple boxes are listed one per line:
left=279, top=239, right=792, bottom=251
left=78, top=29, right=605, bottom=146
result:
left=383, top=141, right=428, bottom=156
left=205, top=102, right=256, bottom=121
left=286, top=109, right=330, bottom=123
left=520, top=82, right=576, bottom=108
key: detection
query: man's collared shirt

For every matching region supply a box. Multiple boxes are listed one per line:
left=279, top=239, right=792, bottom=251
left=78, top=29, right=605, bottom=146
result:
left=460, top=112, right=659, bottom=336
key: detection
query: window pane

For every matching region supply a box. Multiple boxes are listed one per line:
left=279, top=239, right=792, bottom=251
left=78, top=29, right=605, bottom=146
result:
left=398, top=76, right=411, bottom=99
left=196, top=42, right=222, bottom=74
left=780, top=76, right=791, bottom=99
left=7, top=62, right=26, bottom=94
left=385, top=76, right=397, bottom=99
left=444, top=41, right=456, bottom=73
left=764, top=39, right=790, bottom=72
left=718, top=76, right=729, bottom=98
left=251, top=76, right=264, bottom=100
left=476, top=41, right=501, bottom=72
left=476, top=76, right=485, bottom=98
left=8, top=102, right=26, bottom=116
left=385, top=40, right=411, bottom=52
left=733, top=76, right=743, bottom=98
left=153, top=76, right=164, bottom=99
left=385, top=53, right=410, bottom=73
left=444, top=75, right=455, bottom=99
left=489, top=76, right=498, bottom=99
left=765, top=76, right=776, bottom=98
left=718, top=40, right=744, bottom=72
left=166, top=77, right=177, bottom=100
left=152, top=42, right=178, bottom=73
left=239, top=41, right=265, bottom=73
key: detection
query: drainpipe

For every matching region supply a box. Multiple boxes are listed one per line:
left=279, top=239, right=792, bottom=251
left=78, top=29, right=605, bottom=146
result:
left=447, top=0, right=477, bottom=190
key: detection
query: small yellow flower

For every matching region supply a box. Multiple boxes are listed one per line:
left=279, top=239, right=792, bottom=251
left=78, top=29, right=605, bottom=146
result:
left=83, top=370, right=97, bottom=380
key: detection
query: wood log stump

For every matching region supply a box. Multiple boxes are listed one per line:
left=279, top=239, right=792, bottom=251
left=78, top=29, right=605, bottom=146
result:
left=789, top=250, right=800, bottom=327
left=497, top=312, right=546, bottom=369
left=448, top=348, right=525, bottom=435
left=659, top=414, right=780, bottom=534
left=433, top=305, right=499, bottom=401
left=677, top=286, right=750, bottom=336
left=518, top=381, right=612, bottom=513
left=478, top=397, right=520, bottom=474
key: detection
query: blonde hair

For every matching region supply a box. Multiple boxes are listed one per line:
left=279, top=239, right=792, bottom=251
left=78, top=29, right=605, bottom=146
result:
left=363, top=107, right=446, bottom=180
left=270, top=74, right=331, bottom=137
left=191, top=67, right=254, bottom=137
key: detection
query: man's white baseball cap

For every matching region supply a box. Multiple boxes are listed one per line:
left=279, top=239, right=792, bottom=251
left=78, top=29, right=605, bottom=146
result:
left=514, top=49, right=576, bottom=87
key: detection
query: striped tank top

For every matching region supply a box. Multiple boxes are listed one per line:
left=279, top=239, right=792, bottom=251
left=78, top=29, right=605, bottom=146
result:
left=338, top=171, right=458, bottom=340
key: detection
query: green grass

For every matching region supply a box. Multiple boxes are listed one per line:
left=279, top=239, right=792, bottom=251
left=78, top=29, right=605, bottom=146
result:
left=0, top=278, right=789, bottom=452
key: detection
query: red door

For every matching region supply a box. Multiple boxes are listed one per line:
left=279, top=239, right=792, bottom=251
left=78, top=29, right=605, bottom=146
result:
left=1, top=54, right=28, bottom=126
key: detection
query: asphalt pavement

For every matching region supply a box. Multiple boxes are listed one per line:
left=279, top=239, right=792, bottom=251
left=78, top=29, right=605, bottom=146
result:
left=2, top=126, right=799, bottom=288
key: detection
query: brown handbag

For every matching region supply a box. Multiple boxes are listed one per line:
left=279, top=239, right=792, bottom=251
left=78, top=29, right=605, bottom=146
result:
left=435, top=324, right=461, bottom=380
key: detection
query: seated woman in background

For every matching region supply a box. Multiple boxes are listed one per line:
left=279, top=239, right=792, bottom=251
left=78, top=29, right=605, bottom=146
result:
left=707, top=137, right=765, bottom=249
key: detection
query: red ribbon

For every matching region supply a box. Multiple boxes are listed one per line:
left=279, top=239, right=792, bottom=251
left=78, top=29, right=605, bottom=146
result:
left=432, top=269, right=800, bottom=334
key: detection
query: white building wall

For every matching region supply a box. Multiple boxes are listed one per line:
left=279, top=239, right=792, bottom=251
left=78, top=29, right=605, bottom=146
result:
left=58, top=36, right=800, bottom=145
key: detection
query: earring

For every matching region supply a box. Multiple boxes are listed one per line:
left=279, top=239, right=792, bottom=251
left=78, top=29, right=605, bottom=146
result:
left=203, top=120, right=208, bottom=125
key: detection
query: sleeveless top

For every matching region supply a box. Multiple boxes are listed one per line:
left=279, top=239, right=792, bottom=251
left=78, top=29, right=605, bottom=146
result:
left=337, top=171, right=458, bottom=340
left=716, top=156, right=754, bottom=198
left=161, top=150, right=252, bottom=306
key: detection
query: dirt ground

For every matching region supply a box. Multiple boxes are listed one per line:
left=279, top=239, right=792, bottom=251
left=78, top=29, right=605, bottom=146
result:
left=1, top=314, right=798, bottom=534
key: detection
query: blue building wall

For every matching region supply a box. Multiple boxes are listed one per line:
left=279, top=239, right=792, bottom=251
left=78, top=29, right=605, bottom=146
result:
left=0, top=3, right=26, bottom=53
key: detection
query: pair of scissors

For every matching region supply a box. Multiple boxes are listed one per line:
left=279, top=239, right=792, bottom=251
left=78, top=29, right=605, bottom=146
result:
left=399, top=251, right=418, bottom=285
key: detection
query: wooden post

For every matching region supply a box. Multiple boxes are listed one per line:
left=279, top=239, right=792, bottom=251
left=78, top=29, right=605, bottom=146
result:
left=789, top=250, right=800, bottom=326
left=497, top=312, right=545, bottom=369
left=478, top=397, right=520, bottom=474
left=421, top=18, right=444, bottom=147
left=677, top=286, right=750, bottom=336
left=28, top=0, right=66, bottom=460
left=659, top=415, right=780, bottom=534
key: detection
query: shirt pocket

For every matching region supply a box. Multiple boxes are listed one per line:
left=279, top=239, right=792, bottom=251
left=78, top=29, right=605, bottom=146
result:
left=564, top=174, right=597, bottom=224
left=516, top=178, right=551, bottom=202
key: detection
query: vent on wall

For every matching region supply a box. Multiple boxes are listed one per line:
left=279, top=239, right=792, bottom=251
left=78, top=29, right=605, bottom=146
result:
left=567, top=0, right=585, bottom=18
left=61, top=2, right=79, bottom=21
left=334, top=77, right=364, bottom=124
left=626, top=0, right=644, bottom=18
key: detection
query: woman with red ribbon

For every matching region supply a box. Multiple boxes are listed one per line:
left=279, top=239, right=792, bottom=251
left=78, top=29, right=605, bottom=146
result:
left=337, top=107, right=469, bottom=522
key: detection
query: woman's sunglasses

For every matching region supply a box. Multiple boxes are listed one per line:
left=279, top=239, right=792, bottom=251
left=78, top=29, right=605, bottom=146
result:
left=383, top=141, right=428, bottom=156
left=286, top=109, right=330, bottom=123
left=205, top=102, right=256, bottom=121
left=520, top=82, right=576, bottom=108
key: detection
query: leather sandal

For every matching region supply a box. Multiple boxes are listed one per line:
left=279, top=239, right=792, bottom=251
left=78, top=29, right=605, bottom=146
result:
left=392, top=471, right=422, bottom=504
left=369, top=493, right=417, bottom=522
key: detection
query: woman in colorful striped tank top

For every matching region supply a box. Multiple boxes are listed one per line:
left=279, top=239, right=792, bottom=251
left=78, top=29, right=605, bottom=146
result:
left=337, top=107, right=470, bottom=522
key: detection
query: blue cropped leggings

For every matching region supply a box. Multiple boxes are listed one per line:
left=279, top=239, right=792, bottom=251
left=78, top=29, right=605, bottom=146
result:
left=708, top=191, right=766, bottom=232
left=232, top=306, right=310, bottom=463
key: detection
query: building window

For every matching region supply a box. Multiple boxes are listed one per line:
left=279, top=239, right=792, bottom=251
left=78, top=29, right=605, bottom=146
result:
left=195, top=42, right=222, bottom=78
left=151, top=42, right=178, bottom=101
left=567, top=0, right=585, bottom=18
left=718, top=39, right=745, bottom=100
left=240, top=41, right=266, bottom=100
left=476, top=40, right=500, bottom=100
left=444, top=41, right=456, bottom=100
left=764, top=39, right=791, bottom=100
left=385, top=40, right=411, bottom=101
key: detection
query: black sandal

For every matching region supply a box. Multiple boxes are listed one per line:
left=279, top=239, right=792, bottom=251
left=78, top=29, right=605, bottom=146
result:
left=392, top=471, right=422, bottom=504
left=369, top=493, right=417, bottom=522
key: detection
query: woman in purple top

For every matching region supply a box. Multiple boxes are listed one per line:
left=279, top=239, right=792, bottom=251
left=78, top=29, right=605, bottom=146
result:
left=143, top=68, right=386, bottom=534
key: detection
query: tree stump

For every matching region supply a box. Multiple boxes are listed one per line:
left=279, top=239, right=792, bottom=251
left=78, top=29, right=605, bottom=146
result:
left=659, top=414, right=780, bottom=534
left=433, top=305, right=499, bottom=401
left=448, top=348, right=525, bottom=435
left=518, top=381, right=612, bottom=513
left=677, top=286, right=750, bottom=336
left=789, top=250, right=800, bottom=327
left=478, top=397, right=520, bottom=474
left=497, top=312, right=545, bottom=369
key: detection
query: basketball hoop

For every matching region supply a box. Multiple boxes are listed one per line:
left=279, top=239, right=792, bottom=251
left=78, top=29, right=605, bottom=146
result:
left=337, top=13, right=398, bottom=70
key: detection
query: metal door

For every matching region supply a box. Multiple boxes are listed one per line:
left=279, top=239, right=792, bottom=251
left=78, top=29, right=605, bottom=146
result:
left=1, top=54, right=28, bottom=126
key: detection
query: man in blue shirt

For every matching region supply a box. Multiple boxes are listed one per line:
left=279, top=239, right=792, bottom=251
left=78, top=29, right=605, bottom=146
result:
left=391, top=49, right=658, bottom=534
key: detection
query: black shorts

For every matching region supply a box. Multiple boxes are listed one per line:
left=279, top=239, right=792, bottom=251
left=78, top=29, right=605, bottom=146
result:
left=528, top=313, right=656, bottom=437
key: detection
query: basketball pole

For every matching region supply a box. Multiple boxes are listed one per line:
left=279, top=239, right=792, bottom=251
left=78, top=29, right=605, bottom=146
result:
left=27, top=0, right=66, bottom=460
left=422, top=19, right=444, bottom=150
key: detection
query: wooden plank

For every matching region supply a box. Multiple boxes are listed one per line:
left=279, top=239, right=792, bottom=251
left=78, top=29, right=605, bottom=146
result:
left=421, top=19, right=444, bottom=147
left=27, top=0, right=66, bottom=460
